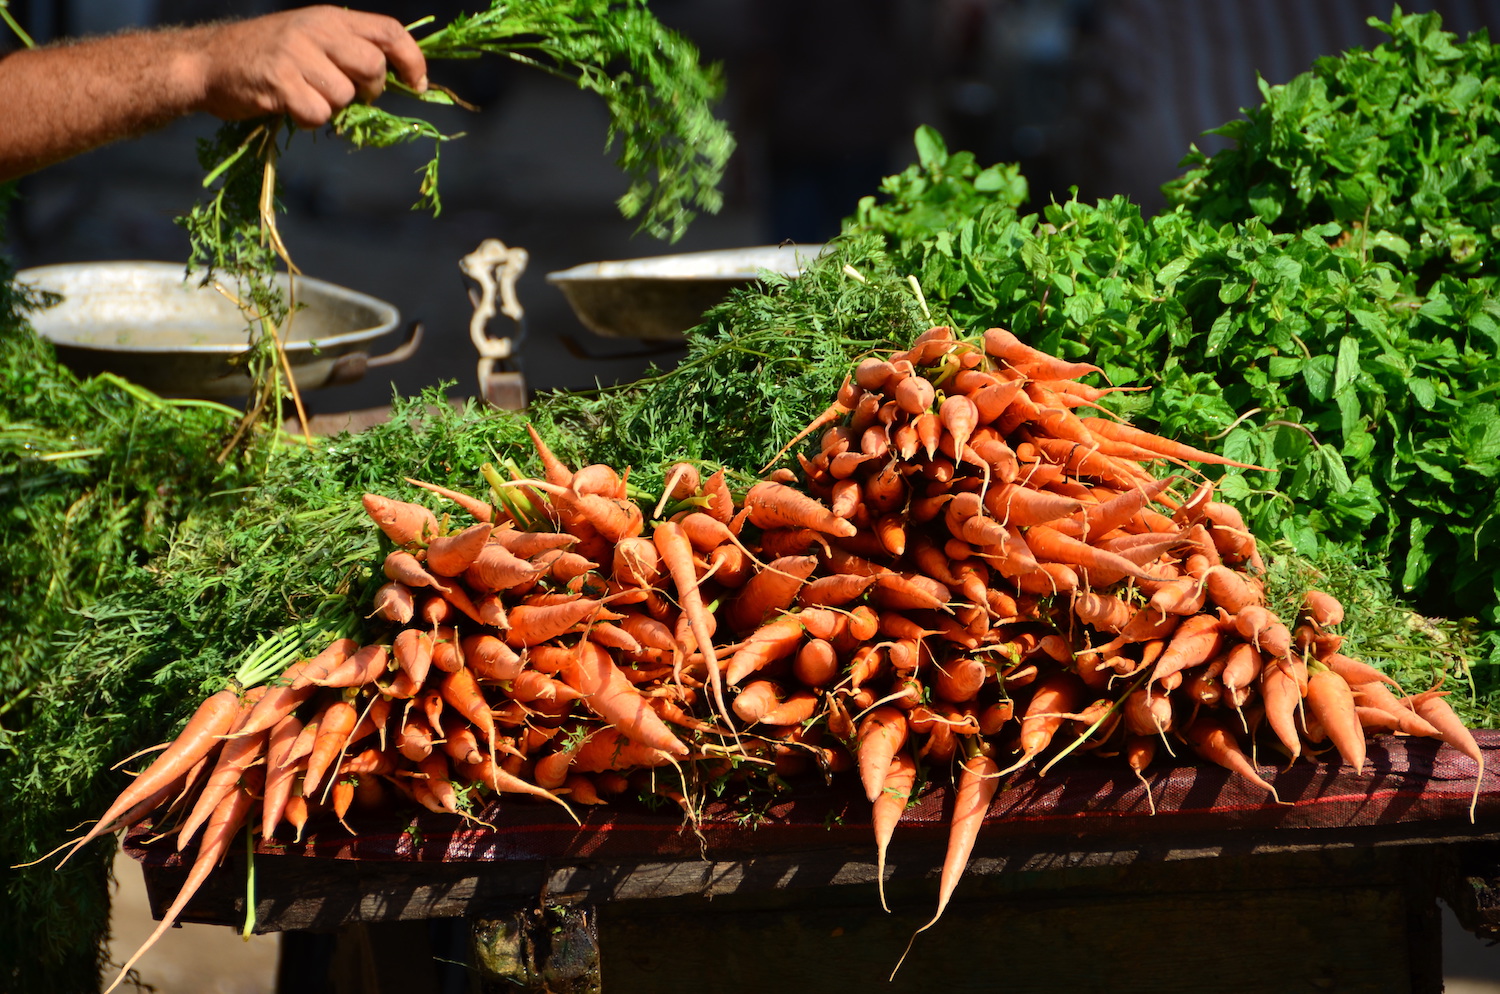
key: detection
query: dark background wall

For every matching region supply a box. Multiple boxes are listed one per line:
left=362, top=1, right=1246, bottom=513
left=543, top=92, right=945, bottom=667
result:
left=3, top=0, right=1499, bottom=415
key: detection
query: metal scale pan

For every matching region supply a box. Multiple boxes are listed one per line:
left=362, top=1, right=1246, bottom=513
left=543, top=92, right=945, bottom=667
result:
left=17, top=261, right=418, bottom=399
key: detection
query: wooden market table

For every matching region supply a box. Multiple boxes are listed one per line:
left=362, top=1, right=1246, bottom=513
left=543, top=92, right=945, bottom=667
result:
left=128, top=731, right=1500, bottom=994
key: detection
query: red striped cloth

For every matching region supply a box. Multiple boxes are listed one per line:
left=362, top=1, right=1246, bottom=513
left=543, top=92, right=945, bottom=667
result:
left=127, top=731, right=1495, bottom=870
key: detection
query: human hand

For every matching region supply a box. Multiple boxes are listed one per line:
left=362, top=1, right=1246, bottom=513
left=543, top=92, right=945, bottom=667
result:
left=188, top=6, right=428, bottom=128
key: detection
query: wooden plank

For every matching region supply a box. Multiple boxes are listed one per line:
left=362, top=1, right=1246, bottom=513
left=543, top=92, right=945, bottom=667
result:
left=596, top=847, right=1440, bottom=994
left=139, top=818, right=1500, bottom=933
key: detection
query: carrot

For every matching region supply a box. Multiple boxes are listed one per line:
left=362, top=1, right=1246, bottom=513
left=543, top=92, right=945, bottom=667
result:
left=655, top=520, right=730, bottom=727
left=1305, top=667, right=1364, bottom=772
left=1148, top=613, right=1224, bottom=687
left=1350, top=683, right=1440, bottom=737
left=1301, top=589, right=1345, bottom=628
left=392, top=629, right=433, bottom=686
left=794, top=572, right=875, bottom=610
left=572, top=463, right=626, bottom=499
left=371, top=581, right=415, bottom=624
left=425, top=522, right=495, bottom=577
left=1322, top=652, right=1401, bottom=691
left=1184, top=713, right=1279, bottom=800
left=893, top=751, right=1001, bottom=979
left=1072, top=591, right=1134, bottom=633
left=732, top=679, right=782, bottom=724
left=103, top=770, right=261, bottom=994
left=743, top=481, right=857, bottom=538
left=525, top=422, right=574, bottom=487
left=462, top=633, right=523, bottom=682
left=504, top=597, right=603, bottom=649
left=468, top=539, right=546, bottom=593
left=303, top=699, right=360, bottom=795
left=984, top=327, right=1100, bottom=380
left=1078, top=417, right=1271, bottom=471
left=1411, top=692, right=1485, bottom=821
left=403, top=477, right=494, bottom=523
left=872, top=749, right=917, bottom=912
left=1147, top=577, right=1208, bottom=617
left=570, top=726, right=679, bottom=773
left=724, top=614, right=807, bottom=685
left=933, top=656, right=988, bottom=703
left=1024, top=523, right=1166, bottom=582
left=396, top=714, right=436, bottom=763
left=759, top=391, right=856, bottom=473
left=459, top=755, right=579, bottom=822
left=309, top=643, right=390, bottom=689
left=793, top=638, right=840, bottom=688
left=361, top=493, right=438, bottom=546
left=62, top=688, right=243, bottom=863
left=560, top=642, right=690, bottom=756
left=440, top=667, right=498, bottom=749
left=759, top=689, right=820, bottom=726
left=261, top=716, right=304, bottom=839
left=1259, top=659, right=1303, bottom=765
left=383, top=549, right=448, bottom=592
left=999, top=670, right=1088, bottom=775
left=1220, top=642, right=1264, bottom=693
left=857, top=707, right=909, bottom=803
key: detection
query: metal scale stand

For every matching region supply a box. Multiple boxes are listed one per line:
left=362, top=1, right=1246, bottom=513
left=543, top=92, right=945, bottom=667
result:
left=462, top=238, right=530, bottom=410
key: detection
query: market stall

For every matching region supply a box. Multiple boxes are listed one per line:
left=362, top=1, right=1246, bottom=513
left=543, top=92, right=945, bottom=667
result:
left=7, top=7, right=1500, bottom=994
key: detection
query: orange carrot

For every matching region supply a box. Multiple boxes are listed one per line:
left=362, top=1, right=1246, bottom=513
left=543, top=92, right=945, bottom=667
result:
left=984, top=327, right=1100, bottom=380
left=425, top=522, right=495, bottom=577
left=383, top=549, right=448, bottom=592
left=724, top=614, right=807, bottom=685
left=759, top=392, right=856, bottom=473
left=526, top=422, right=574, bottom=487
left=1148, top=613, right=1225, bottom=687
left=872, top=749, right=917, bottom=912
left=655, top=519, right=729, bottom=726
left=1259, top=659, right=1303, bottom=765
left=1322, top=652, right=1401, bottom=691
left=857, top=707, right=910, bottom=803
left=1411, top=692, right=1485, bottom=821
left=1305, top=667, right=1364, bottom=772
left=361, top=493, right=437, bottom=546
left=371, top=581, right=415, bottom=624
left=64, top=688, right=243, bottom=863
left=504, top=597, right=604, bottom=649
left=1078, top=417, right=1271, bottom=471
left=259, top=715, right=304, bottom=838
left=1024, top=523, right=1166, bottom=582
left=439, top=667, right=498, bottom=749
left=403, top=477, right=494, bottom=523
left=999, top=670, right=1087, bottom=775
left=1184, top=713, right=1279, bottom=799
left=175, top=721, right=268, bottom=850
left=743, top=481, right=857, bottom=538
left=894, top=751, right=1001, bottom=978
left=560, top=642, right=690, bottom=756
left=308, top=643, right=390, bottom=689
left=1301, top=589, right=1345, bottom=628
left=462, top=633, right=523, bottom=681
left=303, top=699, right=360, bottom=795
left=103, top=770, right=260, bottom=994
left=464, top=542, right=542, bottom=593
left=759, top=689, right=820, bottom=726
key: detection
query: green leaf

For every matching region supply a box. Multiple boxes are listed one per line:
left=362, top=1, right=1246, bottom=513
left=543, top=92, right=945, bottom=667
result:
left=914, top=126, right=947, bottom=170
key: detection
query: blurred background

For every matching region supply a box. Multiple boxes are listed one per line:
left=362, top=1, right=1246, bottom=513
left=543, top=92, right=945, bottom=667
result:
left=6, top=0, right=1500, bottom=416
left=8, top=0, right=1500, bottom=990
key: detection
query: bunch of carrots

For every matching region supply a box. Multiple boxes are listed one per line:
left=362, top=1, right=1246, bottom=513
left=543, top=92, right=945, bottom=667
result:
left=64, top=326, right=1485, bottom=989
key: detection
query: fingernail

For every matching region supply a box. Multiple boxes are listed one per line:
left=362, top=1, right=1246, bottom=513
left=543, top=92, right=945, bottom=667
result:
left=417, top=75, right=429, bottom=93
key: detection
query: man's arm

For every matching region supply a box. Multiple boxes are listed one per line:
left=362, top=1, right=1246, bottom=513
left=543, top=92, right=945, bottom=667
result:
left=0, top=5, right=427, bottom=182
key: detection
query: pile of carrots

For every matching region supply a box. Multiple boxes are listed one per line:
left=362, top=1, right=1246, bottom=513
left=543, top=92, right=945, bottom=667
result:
left=70, top=325, right=1485, bottom=989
